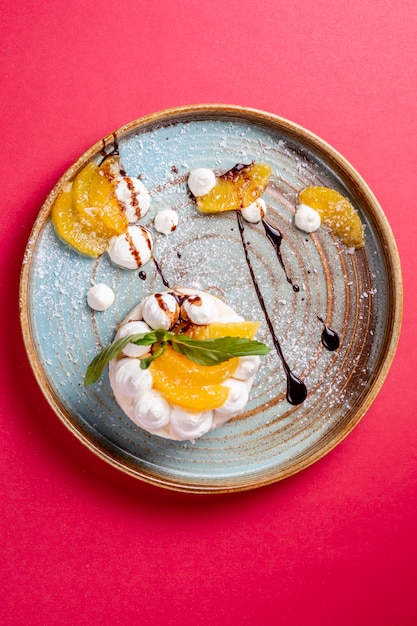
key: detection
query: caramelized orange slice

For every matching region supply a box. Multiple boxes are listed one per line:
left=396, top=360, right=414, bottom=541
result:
left=298, top=186, right=364, bottom=248
left=72, top=161, right=98, bottom=228
left=89, top=167, right=128, bottom=236
left=235, top=163, right=272, bottom=208
left=196, top=178, right=239, bottom=213
left=51, top=183, right=109, bottom=257
left=196, top=163, right=271, bottom=213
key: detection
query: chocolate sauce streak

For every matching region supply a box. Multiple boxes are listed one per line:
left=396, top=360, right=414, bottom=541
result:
left=317, top=317, right=340, bottom=351
left=153, top=258, right=171, bottom=288
left=126, top=230, right=142, bottom=268
left=237, top=213, right=307, bottom=405
left=262, top=219, right=299, bottom=292
left=123, top=176, right=141, bottom=218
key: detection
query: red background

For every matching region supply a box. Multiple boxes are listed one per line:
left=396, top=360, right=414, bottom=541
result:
left=1, top=1, right=416, bottom=624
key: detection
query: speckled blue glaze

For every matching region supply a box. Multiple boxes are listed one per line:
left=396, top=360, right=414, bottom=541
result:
left=20, top=106, right=402, bottom=492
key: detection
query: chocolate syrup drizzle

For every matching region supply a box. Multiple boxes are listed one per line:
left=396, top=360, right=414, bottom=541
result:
left=317, top=317, right=340, bottom=351
left=262, top=220, right=299, bottom=292
left=153, top=257, right=170, bottom=288
left=237, top=212, right=307, bottom=405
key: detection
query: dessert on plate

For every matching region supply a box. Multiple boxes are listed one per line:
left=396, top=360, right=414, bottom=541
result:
left=86, top=288, right=269, bottom=442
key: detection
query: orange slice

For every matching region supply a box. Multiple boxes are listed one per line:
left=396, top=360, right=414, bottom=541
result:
left=150, top=345, right=238, bottom=386
left=196, top=163, right=271, bottom=213
left=235, top=163, right=272, bottom=208
left=89, top=166, right=128, bottom=236
left=51, top=183, right=109, bottom=257
left=187, top=321, right=260, bottom=340
left=196, top=178, right=239, bottom=213
left=298, top=186, right=364, bottom=248
left=72, top=161, right=98, bottom=229
left=149, top=321, right=260, bottom=411
left=150, top=368, right=229, bottom=411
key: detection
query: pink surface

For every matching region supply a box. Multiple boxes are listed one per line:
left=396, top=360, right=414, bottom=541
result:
left=1, top=1, right=416, bottom=624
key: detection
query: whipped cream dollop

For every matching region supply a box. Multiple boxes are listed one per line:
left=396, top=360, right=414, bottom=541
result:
left=170, top=406, right=214, bottom=441
left=141, top=292, right=180, bottom=330
left=108, top=288, right=262, bottom=442
left=241, top=198, right=267, bottom=223
left=115, top=177, right=151, bottom=222
left=232, top=355, right=261, bottom=380
left=188, top=168, right=216, bottom=196
left=294, top=203, right=321, bottom=233
left=131, top=390, right=171, bottom=432
left=113, top=358, right=153, bottom=397
left=154, top=209, right=179, bottom=235
left=86, top=283, right=115, bottom=311
left=180, top=293, right=218, bottom=325
left=107, top=225, right=153, bottom=269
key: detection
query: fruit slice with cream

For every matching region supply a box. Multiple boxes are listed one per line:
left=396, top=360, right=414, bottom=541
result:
left=298, top=186, right=364, bottom=248
left=193, top=163, right=272, bottom=213
left=52, top=161, right=128, bottom=257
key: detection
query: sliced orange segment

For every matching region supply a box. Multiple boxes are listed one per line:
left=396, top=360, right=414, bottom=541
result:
left=97, top=154, right=120, bottom=179
left=187, top=321, right=260, bottom=340
left=196, top=178, right=239, bottom=213
left=150, top=345, right=238, bottom=386
left=235, top=163, right=272, bottom=208
left=151, top=368, right=229, bottom=411
left=196, top=163, right=271, bottom=213
left=51, top=183, right=109, bottom=257
left=72, top=161, right=101, bottom=228
left=149, top=322, right=261, bottom=410
left=298, top=186, right=364, bottom=248
left=89, top=166, right=128, bottom=235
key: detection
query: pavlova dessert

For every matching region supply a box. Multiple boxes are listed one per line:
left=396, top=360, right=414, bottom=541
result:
left=85, top=288, right=269, bottom=442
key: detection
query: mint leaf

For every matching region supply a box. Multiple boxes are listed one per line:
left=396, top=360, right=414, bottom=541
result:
left=84, top=331, right=160, bottom=386
left=171, top=335, right=270, bottom=366
left=84, top=327, right=270, bottom=386
left=139, top=342, right=168, bottom=369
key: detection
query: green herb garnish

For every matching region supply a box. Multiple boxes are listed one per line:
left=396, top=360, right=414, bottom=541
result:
left=84, top=329, right=270, bottom=387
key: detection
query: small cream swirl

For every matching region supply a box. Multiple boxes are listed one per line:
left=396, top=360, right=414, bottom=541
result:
left=294, top=204, right=321, bottom=233
left=170, top=406, right=214, bottom=441
left=241, top=198, right=267, bottom=223
left=113, top=358, right=153, bottom=397
left=86, top=283, right=115, bottom=311
left=154, top=209, right=179, bottom=235
left=214, top=379, right=249, bottom=417
left=188, top=168, right=216, bottom=196
left=232, top=355, right=261, bottom=380
left=131, top=390, right=171, bottom=432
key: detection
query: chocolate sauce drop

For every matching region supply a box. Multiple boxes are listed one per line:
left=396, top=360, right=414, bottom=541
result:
left=237, top=213, right=307, bottom=405
left=138, top=271, right=146, bottom=281
left=317, top=317, right=340, bottom=351
left=286, top=370, right=309, bottom=405
left=262, top=219, right=299, bottom=291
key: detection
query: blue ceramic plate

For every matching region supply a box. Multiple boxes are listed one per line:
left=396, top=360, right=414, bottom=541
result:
left=20, top=105, right=402, bottom=493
